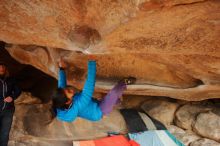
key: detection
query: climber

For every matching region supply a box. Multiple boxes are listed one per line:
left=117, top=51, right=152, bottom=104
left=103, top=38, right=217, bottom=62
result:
left=51, top=57, right=136, bottom=122
left=0, top=62, right=21, bottom=146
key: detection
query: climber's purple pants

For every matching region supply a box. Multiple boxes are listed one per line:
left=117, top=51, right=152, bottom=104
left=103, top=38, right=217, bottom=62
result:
left=99, top=82, right=127, bottom=115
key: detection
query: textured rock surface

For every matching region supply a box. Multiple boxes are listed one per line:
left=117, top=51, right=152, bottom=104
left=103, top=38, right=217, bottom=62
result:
left=168, top=125, right=201, bottom=146
left=0, top=1, right=220, bottom=145
left=10, top=93, right=127, bottom=145
left=174, top=104, right=212, bottom=130
left=1, top=0, right=219, bottom=53
left=0, top=0, right=219, bottom=101
left=141, top=99, right=179, bottom=125
left=9, top=139, right=73, bottom=146
left=5, top=44, right=220, bottom=101
left=121, top=95, right=153, bottom=109
left=9, top=93, right=220, bottom=146
left=190, top=138, right=220, bottom=146
left=193, top=112, right=220, bottom=142
left=167, top=125, right=186, bottom=134
left=0, top=0, right=144, bottom=50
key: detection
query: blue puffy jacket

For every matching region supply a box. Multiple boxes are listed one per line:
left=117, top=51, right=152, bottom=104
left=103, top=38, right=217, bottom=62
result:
left=56, top=61, right=102, bottom=122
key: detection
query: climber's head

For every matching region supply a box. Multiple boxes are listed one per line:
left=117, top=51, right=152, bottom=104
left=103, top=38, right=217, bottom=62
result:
left=52, top=86, right=78, bottom=109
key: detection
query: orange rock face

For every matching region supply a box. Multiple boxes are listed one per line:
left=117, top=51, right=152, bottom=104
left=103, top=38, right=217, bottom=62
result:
left=0, top=0, right=142, bottom=50
left=0, top=0, right=220, bottom=101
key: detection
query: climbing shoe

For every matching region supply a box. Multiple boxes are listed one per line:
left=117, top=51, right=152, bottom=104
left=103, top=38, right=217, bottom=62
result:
left=120, top=77, right=136, bottom=85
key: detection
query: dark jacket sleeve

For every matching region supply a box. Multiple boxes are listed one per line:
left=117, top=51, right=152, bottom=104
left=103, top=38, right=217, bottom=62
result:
left=9, top=80, right=21, bottom=100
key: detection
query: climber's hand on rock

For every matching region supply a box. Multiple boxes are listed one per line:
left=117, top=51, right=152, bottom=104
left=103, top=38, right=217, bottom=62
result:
left=88, top=55, right=96, bottom=61
left=59, top=58, right=67, bottom=69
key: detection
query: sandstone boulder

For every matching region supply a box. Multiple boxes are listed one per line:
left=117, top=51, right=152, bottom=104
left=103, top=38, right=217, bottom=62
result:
left=121, top=95, right=153, bottom=109
left=10, top=92, right=127, bottom=142
left=193, top=112, right=220, bottom=142
left=15, top=92, right=42, bottom=105
left=167, top=125, right=200, bottom=146
left=174, top=104, right=212, bottom=130
left=9, top=137, right=72, bottom=146
left=190, top=138, right=220, bottom=146
left=141, top=99, right=179, bottom=125
left=167, top=125, right=185, bottom=134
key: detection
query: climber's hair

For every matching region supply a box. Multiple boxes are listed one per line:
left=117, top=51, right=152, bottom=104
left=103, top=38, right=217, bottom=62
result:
left=52, top=88, right=68, bottom=109
left=47, top=88, right=67, bottom=124
left=51, top=85, right=79, bottom=109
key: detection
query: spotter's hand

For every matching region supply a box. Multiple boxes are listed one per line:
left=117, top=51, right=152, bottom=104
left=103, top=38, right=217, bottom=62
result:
left=4, top=96, right=13, bottom=103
